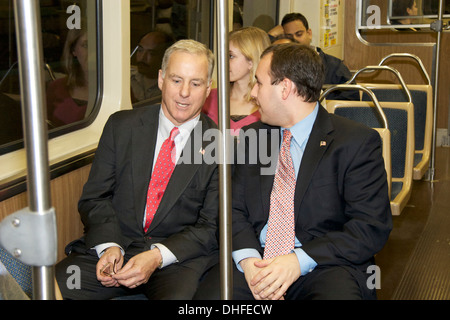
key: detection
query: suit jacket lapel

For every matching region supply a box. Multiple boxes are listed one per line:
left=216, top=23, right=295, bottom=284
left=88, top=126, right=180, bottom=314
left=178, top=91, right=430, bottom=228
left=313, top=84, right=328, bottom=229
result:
left=294, top=105, right=334, bottom=218
left=132, top=106, right=160, bottom=229
left=147, top=114, right=211, bottom=233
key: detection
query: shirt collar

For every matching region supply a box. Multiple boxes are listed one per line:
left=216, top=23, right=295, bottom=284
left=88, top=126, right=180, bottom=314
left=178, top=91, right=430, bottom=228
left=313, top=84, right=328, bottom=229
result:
left=281, top=102, right=319, bottom=148
left=158, top=107, right=200, bottom=141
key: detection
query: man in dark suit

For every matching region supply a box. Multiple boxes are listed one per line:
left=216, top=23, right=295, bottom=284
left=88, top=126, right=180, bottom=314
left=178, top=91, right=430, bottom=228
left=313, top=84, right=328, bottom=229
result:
left=269, top=12, right=358, bottom=101
left=55, top=39, right=219, bottom=300
left=196, top=44, right=392, bottom=300
left=234, top=44, right=392, bottom=300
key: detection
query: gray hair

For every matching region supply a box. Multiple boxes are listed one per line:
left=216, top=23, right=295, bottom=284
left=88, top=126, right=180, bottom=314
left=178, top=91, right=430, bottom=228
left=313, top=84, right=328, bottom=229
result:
left=161, top=39, right=215, bottom=82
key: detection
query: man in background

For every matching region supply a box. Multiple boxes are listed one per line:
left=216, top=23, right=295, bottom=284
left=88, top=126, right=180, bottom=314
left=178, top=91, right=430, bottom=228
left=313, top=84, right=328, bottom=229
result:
left=131, top=31, right=174, bottom=103
left=269, top=12, right=357, bottom=100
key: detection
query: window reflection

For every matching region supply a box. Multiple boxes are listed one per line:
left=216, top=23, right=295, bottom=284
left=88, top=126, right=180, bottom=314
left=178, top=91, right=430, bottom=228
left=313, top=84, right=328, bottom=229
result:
left=423, top=0, right=450, bottom=15
left=0, top=0, right=98, bottom=153
left=388, top=0, right=450, bottom=26
left=46, top=28, right=89, bottom=128
left=130, top=31, right=174, bottom=104
left=130, top=0, right=211, bottom=107
left=391, top=0, right=419, bottom=25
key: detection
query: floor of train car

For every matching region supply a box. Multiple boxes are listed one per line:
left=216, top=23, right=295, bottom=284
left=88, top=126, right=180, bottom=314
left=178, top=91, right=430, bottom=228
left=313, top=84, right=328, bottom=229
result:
left=376, top=146, right=450, bottom=300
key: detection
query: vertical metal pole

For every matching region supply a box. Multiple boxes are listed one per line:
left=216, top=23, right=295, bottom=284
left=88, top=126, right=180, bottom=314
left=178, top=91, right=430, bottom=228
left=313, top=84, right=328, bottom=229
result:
left=429, top=0, right=444, bottom=181
left=14, top=0, right=55, bottom=300
left=216, top=0, right=233, bottom=300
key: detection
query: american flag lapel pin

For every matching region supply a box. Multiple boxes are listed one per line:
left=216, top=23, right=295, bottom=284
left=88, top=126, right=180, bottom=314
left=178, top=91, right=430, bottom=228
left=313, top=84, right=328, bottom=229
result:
left=320, top=141, right=327, bottom=147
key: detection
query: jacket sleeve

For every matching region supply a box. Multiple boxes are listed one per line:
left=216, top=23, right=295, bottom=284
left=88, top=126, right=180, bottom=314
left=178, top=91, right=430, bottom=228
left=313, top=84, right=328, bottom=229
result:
left=301, top=129, right=393, bottom=266
left=78, top=113, right=132, bottom=250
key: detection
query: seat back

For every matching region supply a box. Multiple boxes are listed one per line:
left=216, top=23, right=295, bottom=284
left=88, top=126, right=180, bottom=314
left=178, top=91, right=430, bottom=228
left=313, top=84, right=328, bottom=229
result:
left=360, top=83, right=433, bottom=180
left=325, top=99, right=414, bottom=215
left=325, top=100, right=392, bottom=199
left=375, top=128, right=392, bottom=199
left=0, top=247, right=62, bottom=300
left=0, top=247, right=32, bottom=299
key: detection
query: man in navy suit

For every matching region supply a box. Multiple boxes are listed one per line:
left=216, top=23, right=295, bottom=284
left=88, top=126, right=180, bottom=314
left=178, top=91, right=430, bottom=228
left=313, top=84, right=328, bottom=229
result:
left=55, top=39, right=219, bottom=300
left=196, top=43, right=392, bottom=300
left=233, top=44, right=392, bottom=300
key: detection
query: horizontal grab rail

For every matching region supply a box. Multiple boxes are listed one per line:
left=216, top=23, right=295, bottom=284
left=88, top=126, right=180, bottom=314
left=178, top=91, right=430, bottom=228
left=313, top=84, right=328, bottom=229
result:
left=320, top=84, right=389, bottom=130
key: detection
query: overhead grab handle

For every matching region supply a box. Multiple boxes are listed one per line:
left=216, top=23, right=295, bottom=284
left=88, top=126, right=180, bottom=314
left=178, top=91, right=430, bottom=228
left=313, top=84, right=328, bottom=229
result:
left=320, top=84, right=389, bottom=130
left=378, top=53, right=431, bottom=86
left=346, top=65, right=413, bottom=104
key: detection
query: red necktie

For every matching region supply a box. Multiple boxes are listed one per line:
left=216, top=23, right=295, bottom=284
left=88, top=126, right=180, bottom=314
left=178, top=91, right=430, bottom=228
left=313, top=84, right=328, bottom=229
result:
left=144, top=127, right=180, bottom=232
left=264, top=129, right=296, bottom=259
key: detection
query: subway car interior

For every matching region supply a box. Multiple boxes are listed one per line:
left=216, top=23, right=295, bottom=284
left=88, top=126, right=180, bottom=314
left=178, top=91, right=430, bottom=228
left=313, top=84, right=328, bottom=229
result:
left=0, top=0, right=449, bottom=303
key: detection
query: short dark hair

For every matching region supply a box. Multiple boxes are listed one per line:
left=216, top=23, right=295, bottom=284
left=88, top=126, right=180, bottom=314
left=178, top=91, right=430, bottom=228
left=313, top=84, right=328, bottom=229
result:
left=392, top=0, right=416, bottom=16
left=281, top=13, right=309, bottom=30
left=262, top=44, right=324, bottom=102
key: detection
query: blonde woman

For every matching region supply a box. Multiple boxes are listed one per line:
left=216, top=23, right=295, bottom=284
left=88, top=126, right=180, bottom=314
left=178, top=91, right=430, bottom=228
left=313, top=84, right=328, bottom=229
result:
left=202, top=27, right=271, bottom=135
left=46, top=29, right=88, bottom=127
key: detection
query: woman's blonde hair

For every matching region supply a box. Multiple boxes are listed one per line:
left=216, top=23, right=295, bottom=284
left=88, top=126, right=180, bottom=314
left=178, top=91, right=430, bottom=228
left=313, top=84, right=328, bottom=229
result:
left=229, top=27, right=271, bottom=102
left=61, top=28, right=87, bottom=90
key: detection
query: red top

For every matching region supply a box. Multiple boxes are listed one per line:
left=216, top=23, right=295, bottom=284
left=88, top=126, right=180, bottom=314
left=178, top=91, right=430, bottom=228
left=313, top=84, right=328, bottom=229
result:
left=46, top=77, right=87, bottom=128
left=202, top=88, right=260, bottom=136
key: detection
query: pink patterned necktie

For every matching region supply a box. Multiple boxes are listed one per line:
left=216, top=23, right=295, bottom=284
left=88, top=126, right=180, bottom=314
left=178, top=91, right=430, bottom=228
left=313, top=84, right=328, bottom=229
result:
left=264, top=129, right=296, bottom=259
left=144, top=127, right=180, bottom=232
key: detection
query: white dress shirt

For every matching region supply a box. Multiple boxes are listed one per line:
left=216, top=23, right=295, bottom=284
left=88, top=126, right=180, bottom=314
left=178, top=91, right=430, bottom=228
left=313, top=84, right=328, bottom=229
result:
left=232, top=103, right=319, bottom=276
left=95, top=107, right=200, bottom=269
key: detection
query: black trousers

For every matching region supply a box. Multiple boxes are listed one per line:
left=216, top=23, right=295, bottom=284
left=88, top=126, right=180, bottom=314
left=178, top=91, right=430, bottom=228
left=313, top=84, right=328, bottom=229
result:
left=194, top=261, right=377, bottom=300
left=55, top=250, right=202, bottom=300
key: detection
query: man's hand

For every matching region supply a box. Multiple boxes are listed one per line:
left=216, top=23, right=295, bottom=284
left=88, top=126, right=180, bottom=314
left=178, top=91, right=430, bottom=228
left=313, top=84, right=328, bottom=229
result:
left=251, top=253, right=301, bottom=300
left=268, top=24, right=284, bottom=37
left=112, top=248, right=162, bottom=289
left=96, top=246, right=123, bottom=287
left=240, top=257, right=265, bottom=300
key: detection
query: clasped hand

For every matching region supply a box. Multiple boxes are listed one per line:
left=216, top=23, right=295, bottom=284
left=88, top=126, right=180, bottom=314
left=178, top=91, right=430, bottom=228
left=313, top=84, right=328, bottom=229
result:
left=240, top=253, right=301, bottom=300
left=96, top=247, right=162, bottom=289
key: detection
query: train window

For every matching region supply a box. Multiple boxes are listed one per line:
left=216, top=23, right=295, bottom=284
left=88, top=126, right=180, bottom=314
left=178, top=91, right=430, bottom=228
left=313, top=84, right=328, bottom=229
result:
left=422, top=0, right=450, bottom=15
left=388, top=0, right=450, bottom=26
left=129, top=0, right=279, bottom=107
left=237, top=0, right=279, bottom=31
left=359, top=0, right=450, bottom=30
left=0, top=0, right=100, bottom=155
left=130, top=0, right=213, bottom=106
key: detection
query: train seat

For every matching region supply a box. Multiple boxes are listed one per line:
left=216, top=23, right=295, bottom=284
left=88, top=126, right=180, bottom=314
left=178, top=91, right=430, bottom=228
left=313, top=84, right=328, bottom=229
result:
left=374, top=127, right=392, bottom=199
left=360, top=83, right=433, bottom=180
left=0, top=245, right=146, bottom=300
left=325, top=100, right=392, bottom=199
left=325, top=99, right=415, bottom=216
left=0, top=247, right=62, bottom=300
left=0, top=247, right=32, bottom=299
